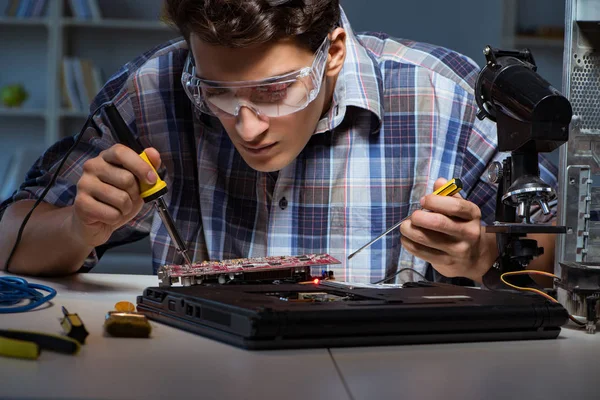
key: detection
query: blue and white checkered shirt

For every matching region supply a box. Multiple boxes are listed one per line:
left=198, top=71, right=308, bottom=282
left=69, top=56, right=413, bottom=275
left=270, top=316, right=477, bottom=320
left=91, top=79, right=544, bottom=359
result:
left=1, top=9, right=558, bottom=283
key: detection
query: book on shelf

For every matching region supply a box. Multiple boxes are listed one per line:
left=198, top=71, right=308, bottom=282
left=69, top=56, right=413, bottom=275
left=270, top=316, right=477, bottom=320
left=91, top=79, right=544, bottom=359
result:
left=67, top=0, right=102, bottom=20
left=61, top=57, right=104, bottom=112
left=3, top=0, right=47, bottom=18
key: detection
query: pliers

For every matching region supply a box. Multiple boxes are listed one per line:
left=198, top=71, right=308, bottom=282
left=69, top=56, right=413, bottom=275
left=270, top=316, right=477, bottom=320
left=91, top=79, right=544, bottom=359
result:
left=0, top=329, right=80, bottom=360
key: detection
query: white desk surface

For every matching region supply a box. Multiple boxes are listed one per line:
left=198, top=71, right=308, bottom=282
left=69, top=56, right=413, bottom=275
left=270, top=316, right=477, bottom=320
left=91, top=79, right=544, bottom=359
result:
left=1, top=272, right=599, bottom=400
left=332, top=327, right=599, bottom=400
left=0, top=273, right=350, bottom=400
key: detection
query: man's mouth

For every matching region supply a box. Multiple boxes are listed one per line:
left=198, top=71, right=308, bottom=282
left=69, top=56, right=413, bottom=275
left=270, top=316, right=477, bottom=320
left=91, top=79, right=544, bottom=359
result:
left=242, top=142, right=278, bottom=155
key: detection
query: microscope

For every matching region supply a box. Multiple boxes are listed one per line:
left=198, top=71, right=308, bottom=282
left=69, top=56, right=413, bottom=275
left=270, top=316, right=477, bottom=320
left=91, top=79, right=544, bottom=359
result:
left=474, top=46, right=573, bottom=290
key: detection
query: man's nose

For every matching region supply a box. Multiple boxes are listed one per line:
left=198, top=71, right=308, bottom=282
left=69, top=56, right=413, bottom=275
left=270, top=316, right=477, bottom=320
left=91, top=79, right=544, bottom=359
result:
left=235, top=106, right=269, bottom=142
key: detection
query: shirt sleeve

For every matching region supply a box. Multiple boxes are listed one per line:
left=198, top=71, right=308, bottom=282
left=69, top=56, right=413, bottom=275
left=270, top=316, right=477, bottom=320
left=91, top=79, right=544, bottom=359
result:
left=0, top=71, right=155, bottom=272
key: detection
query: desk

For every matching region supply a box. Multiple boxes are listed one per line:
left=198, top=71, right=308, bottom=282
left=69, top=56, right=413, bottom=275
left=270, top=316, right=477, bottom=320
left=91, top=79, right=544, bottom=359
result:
left=1, top=273, right=599, bottom=400
left=0, top=273, right=350, bottom=400
left=331, top=322, right=600, bottom=400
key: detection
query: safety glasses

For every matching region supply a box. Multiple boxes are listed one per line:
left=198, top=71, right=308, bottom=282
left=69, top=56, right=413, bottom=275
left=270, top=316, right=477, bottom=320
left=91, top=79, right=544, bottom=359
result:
left=181, top=37, right=330, bottom=118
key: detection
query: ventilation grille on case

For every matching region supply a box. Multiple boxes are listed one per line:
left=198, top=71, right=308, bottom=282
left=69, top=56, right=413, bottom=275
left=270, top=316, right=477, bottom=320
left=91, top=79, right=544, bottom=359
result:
left=571, top=52, right=600, bottom=132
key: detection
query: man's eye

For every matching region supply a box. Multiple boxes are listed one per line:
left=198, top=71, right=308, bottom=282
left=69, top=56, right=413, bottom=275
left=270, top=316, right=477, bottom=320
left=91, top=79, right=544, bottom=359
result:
left=203, top=88, right=228, bottom=96
left=254, top=83, right=292, bottom=93
left=249, top=83, right=292, bottom=102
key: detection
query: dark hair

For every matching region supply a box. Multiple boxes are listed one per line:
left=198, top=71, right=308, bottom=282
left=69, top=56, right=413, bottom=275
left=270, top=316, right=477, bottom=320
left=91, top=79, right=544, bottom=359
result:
left=163, top=0, right=340, bottom=51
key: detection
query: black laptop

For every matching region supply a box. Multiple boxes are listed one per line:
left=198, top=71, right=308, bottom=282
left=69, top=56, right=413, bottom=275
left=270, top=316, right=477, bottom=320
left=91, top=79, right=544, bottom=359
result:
left=136, top=280, right=569, bottom=350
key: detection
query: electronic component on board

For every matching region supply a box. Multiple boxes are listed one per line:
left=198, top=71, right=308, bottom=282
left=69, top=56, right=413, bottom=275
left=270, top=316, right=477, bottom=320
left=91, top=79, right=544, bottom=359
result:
left=157, top=253, right=340, bottom=287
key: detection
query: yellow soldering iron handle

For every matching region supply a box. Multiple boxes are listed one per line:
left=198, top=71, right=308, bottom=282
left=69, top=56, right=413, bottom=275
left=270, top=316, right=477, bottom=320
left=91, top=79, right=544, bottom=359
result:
left=138, top=152, right=168, bottom=202
left=105, top=104, right=168, bottom=203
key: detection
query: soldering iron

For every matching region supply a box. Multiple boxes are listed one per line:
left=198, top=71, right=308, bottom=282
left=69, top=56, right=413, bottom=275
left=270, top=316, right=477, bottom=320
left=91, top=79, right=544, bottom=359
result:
left=104, top=104, right=193, bottom=269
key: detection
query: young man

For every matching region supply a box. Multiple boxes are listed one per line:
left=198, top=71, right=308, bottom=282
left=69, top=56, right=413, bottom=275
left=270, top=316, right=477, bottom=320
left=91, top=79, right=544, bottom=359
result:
left=0, top=0, right=557, bottom=284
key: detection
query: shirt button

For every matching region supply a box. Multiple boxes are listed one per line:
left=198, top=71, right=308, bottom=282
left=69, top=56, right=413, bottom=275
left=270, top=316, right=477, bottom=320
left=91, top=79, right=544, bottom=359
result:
left=279, top=197, right=288, bottom=210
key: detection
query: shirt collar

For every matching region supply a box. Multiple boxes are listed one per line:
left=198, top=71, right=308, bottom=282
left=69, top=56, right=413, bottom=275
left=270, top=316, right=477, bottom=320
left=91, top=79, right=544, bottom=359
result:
left=315, top=7, right=384, bottom=135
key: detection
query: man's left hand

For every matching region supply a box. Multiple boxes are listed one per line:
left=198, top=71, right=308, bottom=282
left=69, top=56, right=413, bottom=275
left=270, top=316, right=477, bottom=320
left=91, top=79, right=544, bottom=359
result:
left=400, top=178, right=497, bottom=282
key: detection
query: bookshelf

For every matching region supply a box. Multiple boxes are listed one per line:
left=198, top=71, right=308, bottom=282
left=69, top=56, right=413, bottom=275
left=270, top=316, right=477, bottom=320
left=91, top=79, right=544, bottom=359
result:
left=0, top=0, right=180, bottom=273
left=0, top=0, right=179, bottom=173
left=0, top=0, right=179, bottom=153
left=0, top=15, right=48, bottom=25
left=0, top=107, right=46, bottom=117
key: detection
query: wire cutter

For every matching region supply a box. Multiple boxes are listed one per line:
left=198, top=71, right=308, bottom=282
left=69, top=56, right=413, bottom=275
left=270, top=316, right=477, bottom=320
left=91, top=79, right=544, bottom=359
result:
left=0, top=329, right=81, bottom=360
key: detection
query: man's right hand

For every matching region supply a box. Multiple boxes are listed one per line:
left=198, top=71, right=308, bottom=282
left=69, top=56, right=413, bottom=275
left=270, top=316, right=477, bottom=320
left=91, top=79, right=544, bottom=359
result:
left=70, top=144, right=162, bottom=248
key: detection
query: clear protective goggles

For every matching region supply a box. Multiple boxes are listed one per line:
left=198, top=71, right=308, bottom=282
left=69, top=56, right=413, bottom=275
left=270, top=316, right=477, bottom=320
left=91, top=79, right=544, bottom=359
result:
left=181, top=37, right=330, bottom=118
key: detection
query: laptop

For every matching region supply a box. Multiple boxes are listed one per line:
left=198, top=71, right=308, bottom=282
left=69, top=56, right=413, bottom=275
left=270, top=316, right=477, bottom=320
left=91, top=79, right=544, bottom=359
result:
left=136, top=280, right=569, bottom=350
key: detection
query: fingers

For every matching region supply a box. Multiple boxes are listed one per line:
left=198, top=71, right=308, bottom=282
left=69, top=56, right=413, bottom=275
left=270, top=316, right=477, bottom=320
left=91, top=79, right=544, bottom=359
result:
left=144, top=147, right=162, bottom=170
left=85, top=178, right=135, bottom=216
left=74, top=191, right=122, bottom=226
left=76, top=143, right=158, bottom=227
left=433, top=177, right=448, bottom=191
left=409, top=209, right=482, bottom=241
left=401, top=235, right=450, bottom=266
left=400, top=220, right=458, bottom=251
left=101, top=144, right=157, bottom=185
left=401, top=218, right=479, bottom=255
left=420, top=195, right=481, bottom=221
left=90, top=164, right=141, bottom=202
left=76, top=175, right=144, bottom=223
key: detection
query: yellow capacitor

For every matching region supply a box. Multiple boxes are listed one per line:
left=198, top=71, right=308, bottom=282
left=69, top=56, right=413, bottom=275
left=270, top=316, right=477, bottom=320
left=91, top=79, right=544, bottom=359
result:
left=114, top=301, right=136, bottom=312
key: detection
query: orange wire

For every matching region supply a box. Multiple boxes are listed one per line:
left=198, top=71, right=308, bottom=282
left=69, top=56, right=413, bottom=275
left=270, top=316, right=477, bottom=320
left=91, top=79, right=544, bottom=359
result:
left=500, top=270, right=560, bottom=303
left=500, top=270, right=586, bottom=326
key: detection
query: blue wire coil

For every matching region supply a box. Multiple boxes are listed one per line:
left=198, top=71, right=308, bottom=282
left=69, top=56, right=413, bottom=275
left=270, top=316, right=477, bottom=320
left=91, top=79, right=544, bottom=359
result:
left=0, top=277, right=57, bottom=313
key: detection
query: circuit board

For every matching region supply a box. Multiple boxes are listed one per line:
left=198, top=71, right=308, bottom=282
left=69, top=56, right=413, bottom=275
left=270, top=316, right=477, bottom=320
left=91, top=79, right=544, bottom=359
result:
left=157, top=253, right=341, bottom=287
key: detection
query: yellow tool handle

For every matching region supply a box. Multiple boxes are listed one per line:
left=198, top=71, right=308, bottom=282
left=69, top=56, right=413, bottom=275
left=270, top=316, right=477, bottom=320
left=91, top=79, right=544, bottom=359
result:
left=0, top=329, right=80, bottom=356
left=0, top=336, right=40, bottom=360
left=432, top=178, right=463, bottom=197
left=138, top=151, right=168, bottom=202
left=104, top=103, right=168, bottom=203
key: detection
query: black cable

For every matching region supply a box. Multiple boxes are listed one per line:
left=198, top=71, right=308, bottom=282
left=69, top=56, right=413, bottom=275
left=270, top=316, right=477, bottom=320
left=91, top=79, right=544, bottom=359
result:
left=372, top=267, right=429, bottom=285
left=4, top=103, right=110, bottom=273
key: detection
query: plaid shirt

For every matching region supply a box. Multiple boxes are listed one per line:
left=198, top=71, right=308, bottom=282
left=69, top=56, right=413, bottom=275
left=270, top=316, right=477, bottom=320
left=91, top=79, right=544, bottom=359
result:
left=1, top=9, right=557, bottom=283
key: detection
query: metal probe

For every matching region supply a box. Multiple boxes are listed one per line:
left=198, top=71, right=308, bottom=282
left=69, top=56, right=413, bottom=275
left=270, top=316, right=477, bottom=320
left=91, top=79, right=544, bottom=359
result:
left=347, top=178, right=463, bottom=261
left=155, top=197, right=193, bottom=267
left=104, top=104, right=193, bottom=269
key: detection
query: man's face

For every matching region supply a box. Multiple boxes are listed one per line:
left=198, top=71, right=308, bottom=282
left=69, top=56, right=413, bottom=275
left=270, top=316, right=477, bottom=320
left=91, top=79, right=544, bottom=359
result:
left=189, top=35, right=330, bottom=172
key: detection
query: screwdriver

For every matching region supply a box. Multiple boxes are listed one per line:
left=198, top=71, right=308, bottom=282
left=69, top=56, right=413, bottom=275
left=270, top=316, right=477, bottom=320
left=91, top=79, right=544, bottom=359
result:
left=347, top=178, right=463, bottom=260
left=104, top=104, right=193, bottom=269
